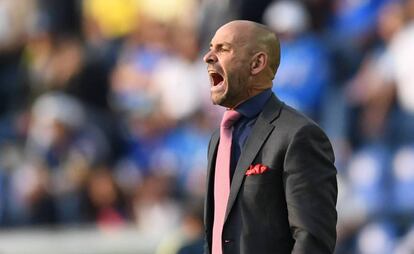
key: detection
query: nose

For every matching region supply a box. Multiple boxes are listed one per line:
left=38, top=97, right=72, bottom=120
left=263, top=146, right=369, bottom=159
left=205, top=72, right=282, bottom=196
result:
left=203, top=50, right=217, bottom=64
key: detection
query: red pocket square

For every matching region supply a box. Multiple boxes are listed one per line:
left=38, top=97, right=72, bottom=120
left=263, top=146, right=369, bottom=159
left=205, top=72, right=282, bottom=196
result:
left=245, top=164, right=269, bottom=176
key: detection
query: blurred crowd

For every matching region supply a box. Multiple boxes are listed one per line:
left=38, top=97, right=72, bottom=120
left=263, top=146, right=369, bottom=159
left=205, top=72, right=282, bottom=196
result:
left=0, top=0, right=413, bottom=253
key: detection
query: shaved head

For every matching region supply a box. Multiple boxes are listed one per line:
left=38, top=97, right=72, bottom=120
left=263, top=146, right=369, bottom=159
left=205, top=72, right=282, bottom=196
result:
left=217, top=20, right=281, bottom=79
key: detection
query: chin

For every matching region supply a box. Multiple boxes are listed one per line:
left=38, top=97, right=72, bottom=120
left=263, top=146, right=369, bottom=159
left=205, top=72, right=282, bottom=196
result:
left=211, top=91, right=226, bottom=106
left=211, top=96, right=223, bottom=106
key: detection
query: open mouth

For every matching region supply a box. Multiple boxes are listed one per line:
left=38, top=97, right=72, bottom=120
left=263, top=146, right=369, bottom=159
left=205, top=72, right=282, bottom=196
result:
left=210, top=72, right=224, bottom=86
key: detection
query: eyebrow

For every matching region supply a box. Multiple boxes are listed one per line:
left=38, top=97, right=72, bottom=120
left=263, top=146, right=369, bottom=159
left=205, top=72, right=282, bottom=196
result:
left=209, top=42, right=232, bottom=49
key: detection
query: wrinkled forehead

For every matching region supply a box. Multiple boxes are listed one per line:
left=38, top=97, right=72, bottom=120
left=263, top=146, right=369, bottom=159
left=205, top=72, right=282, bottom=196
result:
left=211, top=24, right=252, bottom=46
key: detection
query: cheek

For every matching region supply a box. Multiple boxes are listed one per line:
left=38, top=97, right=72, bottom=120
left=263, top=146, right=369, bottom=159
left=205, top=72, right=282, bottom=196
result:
left=221, top=56, right=250, bottom=84
left=231, top=64, right=250, bottom=83
left=224, top=60, right=243, bottom=77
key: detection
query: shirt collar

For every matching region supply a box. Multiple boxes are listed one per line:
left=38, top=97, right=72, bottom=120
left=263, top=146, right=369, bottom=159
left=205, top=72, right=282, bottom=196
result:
left=235, top=89, right=272, bottom=118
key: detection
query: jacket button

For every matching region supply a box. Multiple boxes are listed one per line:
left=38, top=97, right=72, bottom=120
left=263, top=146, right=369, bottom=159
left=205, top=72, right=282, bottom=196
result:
left=224, top=239, right=232, bottom=243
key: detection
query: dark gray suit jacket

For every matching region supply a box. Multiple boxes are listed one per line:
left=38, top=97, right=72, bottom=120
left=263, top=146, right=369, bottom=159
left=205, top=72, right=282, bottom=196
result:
left=204, top=94, right=337, bottom=254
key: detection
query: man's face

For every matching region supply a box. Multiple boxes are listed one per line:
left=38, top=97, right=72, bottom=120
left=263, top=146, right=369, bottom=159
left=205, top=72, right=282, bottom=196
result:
left=203, top=25, right=251, bottom=108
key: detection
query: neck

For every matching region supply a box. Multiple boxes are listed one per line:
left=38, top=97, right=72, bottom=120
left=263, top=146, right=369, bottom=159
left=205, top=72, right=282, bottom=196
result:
left=230, top=87, right=270, bottom=110
left=247, top=79, right=272, bottom=96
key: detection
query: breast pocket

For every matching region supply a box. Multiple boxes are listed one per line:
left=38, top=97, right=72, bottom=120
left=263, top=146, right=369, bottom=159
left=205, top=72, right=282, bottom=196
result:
left=243, top=168, right=280, bottom=186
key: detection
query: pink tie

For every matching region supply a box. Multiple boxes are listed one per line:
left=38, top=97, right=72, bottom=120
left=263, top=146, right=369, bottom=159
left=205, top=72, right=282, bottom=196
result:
left=212, top=109, right=241, bottom=254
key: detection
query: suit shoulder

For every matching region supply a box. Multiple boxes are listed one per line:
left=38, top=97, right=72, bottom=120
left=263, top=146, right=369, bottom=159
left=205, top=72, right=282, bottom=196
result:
left=277, top=104, right=318, bottom=129
left=275, top=104, right=335, bottom=163
left=275, top=104, right=327, bottom=140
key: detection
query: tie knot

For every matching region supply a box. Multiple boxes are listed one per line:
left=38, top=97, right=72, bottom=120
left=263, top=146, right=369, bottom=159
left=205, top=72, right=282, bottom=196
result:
left=221, top=110, right=241, bottom=129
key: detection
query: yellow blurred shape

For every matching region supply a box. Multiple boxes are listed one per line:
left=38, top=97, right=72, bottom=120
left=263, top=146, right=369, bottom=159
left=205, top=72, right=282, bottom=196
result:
left=139, top=0, right=195, bottom=25
left=83, top=0, right=141, bottom=38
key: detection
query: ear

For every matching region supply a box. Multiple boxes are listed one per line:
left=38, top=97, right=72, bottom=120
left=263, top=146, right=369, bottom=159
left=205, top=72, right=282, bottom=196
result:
left=250, top=52, right=268, bottom=75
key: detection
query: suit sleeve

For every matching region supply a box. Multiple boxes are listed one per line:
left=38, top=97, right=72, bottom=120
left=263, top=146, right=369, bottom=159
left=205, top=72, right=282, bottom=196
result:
left=283, top=124, right=337, bottom=254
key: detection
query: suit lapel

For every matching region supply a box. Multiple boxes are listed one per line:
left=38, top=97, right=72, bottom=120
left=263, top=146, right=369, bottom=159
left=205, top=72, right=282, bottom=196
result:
left=205, top=129, right=219, bottom=229
left=206, top=129, right=220, bottom=185
left=224, top=95, right=283, bottom=222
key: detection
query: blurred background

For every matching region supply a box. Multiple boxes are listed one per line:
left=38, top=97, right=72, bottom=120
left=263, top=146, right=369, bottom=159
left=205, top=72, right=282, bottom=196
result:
left=0, top=0, right=413, bottom=253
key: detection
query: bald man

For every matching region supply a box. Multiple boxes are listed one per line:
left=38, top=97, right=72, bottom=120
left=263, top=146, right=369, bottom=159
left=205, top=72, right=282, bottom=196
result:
left=203, top=20, right=337, bottom=254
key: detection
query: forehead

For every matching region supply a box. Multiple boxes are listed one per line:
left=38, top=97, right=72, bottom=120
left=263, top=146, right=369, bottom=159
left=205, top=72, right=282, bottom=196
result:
left=211, top=24, right=248, bottom=46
